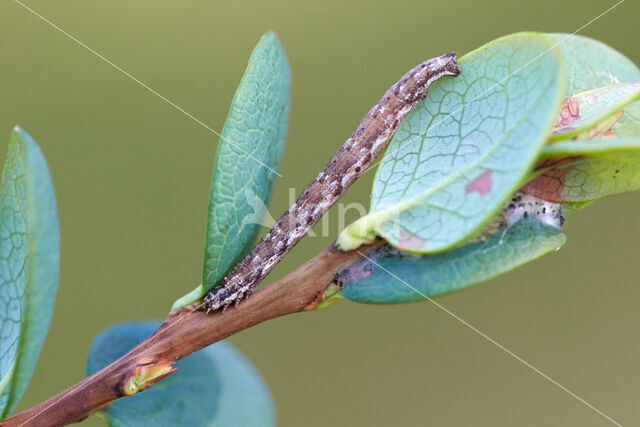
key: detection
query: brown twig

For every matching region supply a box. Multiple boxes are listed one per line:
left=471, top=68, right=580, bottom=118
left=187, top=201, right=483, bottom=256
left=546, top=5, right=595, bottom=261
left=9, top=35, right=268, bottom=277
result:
left=1, top=242, right=382, bottom=427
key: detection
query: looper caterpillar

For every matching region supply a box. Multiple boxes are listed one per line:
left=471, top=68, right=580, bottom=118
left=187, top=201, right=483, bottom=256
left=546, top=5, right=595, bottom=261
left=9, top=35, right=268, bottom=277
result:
left=204, top=53, right=460, bottom=311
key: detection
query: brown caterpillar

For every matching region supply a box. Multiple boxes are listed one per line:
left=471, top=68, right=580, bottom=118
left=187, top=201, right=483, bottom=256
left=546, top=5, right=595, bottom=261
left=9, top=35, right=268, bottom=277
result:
left=204, top=53, right=460, bottom=311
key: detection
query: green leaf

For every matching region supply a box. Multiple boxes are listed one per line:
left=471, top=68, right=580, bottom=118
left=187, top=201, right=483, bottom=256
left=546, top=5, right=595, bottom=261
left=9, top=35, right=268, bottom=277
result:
left=550, top=81, right=640, bottom=141
left=549, top=33, right=640, bottom=96
left=337, top=33, right=565, bottom=253
left=526, top=34, right=640, bottom=210
left=549, top=33, right=640, bottom=139
left=561, top=200, right=594, bottom=216
left=614, top=102, right=640, bottom=137
left=540, top=137, right=640, bottom=158
left=86, top=322, right=274, bottom=427
left=523, top=100, right=640, bottom=203
left=340, top=218, right=565, bottom=304
left=0, top=127, right=60, bottom=417
left=173, top=32, right=290, bottom=310
left=522, top=149, right=640, bottom=203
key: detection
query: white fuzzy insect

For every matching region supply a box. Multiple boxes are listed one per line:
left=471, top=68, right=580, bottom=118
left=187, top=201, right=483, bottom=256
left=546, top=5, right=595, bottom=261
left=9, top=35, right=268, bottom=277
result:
left=502, top=192, right=564, bottom=229
left=470, top=191, right=564, bottom=243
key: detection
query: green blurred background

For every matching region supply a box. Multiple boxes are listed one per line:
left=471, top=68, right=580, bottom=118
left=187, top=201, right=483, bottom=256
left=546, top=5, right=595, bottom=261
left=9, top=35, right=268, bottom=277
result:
left=1, top=0, right=639, bottom=425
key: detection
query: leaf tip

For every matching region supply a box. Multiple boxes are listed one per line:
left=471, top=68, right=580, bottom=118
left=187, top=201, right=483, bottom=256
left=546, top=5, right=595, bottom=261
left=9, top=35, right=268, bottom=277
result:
left=10, top=126, right=28, bottom=145
left=258, top=30, right=284, bottom=52
left=9, top=126, right=39, bottom=153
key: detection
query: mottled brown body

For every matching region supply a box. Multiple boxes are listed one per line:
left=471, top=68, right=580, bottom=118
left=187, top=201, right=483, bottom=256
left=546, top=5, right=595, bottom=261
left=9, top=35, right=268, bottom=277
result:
left=204, top=54, right=460, bottom=310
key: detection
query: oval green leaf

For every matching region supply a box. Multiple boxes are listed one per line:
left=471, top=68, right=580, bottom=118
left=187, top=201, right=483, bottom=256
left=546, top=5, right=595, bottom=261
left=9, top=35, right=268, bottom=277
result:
left=86, top=322, right=274, bottom=427
left=337, top=33, right=565, bottom=253
left=340, top=217, right=565, bottom=304
left=0, top=127, right=60, bottom=417
left=173, top=32, right=290, bottom=310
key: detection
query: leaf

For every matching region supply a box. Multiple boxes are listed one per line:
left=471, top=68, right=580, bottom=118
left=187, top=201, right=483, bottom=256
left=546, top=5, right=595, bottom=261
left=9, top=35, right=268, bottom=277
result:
left=549, top=33, right=640, bottom=96
left=550, top=81, right=640, bottom=141
left=172, top=32, right=290, bottom=310
left=549, top=33, right=640, bottom=139
left=339, top=217, right=566, bottom=304
left=521, top=149, right=640, bottom=203
left=540, top=137, right=640, bottom=158
left=337, top=33, right=565, bottom=253
left=614, top=102, right=640, bottom=137
left=0, top=127, right=60, bottom=417
left=523, top=34, right=640, bottom=210
left=86, top=322, right=274, bottom=427
left=521, top=41, right=640, bottom=203
left=561, top=200, right=594, bottom=216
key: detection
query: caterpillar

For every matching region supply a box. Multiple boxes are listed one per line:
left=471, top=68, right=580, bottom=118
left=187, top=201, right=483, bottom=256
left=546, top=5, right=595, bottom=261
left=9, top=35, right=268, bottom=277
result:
left=204, top=53, right=460, bottom=311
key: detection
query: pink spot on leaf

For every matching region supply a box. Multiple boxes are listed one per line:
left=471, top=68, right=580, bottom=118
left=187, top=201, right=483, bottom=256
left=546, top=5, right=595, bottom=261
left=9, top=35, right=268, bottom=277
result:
left=520, top=169, right=569, bottom=203
left=556, top=97, right=580, bottom=127
left=398, top=231, right=425, bottom=251
left=465, top=169, right=493, bottom=196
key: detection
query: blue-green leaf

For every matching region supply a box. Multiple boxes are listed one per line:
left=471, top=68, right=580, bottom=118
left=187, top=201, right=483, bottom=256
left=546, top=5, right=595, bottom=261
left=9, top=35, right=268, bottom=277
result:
left=337, top=33, right=565, bottom=253
left=87, top=322, right=274, bottom=427
left=173, top=32, right=290, bottom=310
left=0, top=127, right=60, bottom=417
left=340, top=218, right=565, bottom=304
left=549, top=33, right=640, bottom=96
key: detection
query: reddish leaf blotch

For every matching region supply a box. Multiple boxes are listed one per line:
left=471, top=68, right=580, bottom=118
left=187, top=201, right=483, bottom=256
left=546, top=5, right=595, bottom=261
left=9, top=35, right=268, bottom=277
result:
left=398, top=231, right=426, bottom=251
left=465, top=169, right=493, bottom=196
left=556, top=97, right=580, bottom=127
left=520, top=169, right=569, bottom=203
